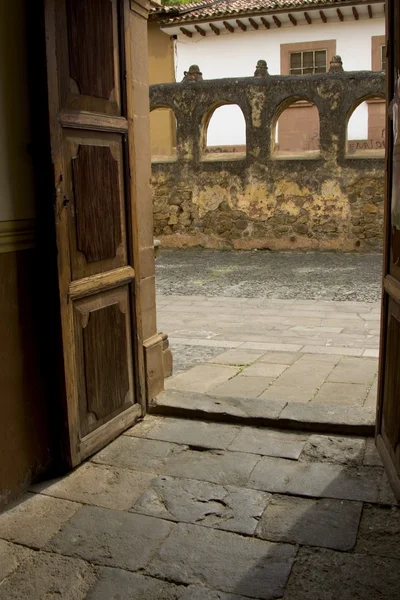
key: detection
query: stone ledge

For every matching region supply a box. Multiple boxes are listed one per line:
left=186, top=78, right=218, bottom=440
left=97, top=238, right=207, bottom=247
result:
left=150, top=390, right=375, bottom=436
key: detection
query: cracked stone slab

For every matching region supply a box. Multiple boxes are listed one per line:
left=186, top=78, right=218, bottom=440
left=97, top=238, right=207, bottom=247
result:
left=0, top=551, right=96, bottom=600
left=92, top=436, right=179, bottom=473
left=249, top=457, right=382, bottom=503
left=283, top=547, right=400, bottom=600
left=279, top=402, right=375, bottom=436
left=355, top=505, right=400, bottom=560
left=30, top=463, right=155, bottom=511
left=47, top=505, right=173, bottom=571
left=256, top=494, right=362, bottom=551
left=0, top=493, right=81, bottom=549
left=300, top=434, right=366, bottom=466
left=85, top=568, right=183, bottom=600
left=0, top=539, right=33, bottom=583
left=147, top=522, right=296, bottom=600
left=152, top=390, right=287, bottom=422
left=228, top=427, right=307, bottom=459
left=139, top=417, right=240, bottom=449
left=132, top=475, right=271, bottom=535
left=161, top=447, right=259, bottom=487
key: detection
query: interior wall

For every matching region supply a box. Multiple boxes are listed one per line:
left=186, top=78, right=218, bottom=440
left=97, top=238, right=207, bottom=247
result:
left=0, top=0, right=55, bottom=510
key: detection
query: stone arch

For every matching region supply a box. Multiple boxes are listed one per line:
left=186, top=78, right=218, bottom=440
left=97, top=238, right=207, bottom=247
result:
left=201, top=101, right=247, bottom=160
left=346, top=94, right=386, bottom=157
left=272, top=96, right=320, bottom=158
left=150, top=105, right=177, bottom=162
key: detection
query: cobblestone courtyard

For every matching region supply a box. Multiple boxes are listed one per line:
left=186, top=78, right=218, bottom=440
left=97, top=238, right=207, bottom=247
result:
left=156, top=251, right=382, bottom=428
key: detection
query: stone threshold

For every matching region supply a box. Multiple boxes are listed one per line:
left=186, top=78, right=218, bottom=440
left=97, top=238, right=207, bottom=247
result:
left=150, top=390, right=376, bottom=437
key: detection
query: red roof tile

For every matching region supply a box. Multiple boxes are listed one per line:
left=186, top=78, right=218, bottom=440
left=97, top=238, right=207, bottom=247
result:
left=153, top=0, right=378, bottom=24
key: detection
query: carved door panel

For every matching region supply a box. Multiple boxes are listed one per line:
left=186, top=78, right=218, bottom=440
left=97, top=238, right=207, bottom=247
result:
left=44, top=0, right=141, bottom=465
left=376, top=0, right=400, bottom=501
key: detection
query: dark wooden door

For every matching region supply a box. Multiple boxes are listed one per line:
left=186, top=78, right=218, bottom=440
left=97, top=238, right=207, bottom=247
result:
left=44, top=0, right=142, bottom=466
left=376, top=0, right=400, bottom=501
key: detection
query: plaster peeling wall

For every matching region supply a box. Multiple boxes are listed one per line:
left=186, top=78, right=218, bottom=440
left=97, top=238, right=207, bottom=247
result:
left=173, top=18, right=385, bottom=145
left=150, top=71, right=385, bottom=252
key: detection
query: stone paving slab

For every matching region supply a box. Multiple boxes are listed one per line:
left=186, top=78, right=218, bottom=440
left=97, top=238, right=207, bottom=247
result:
left=259, top=384, right=316, bottom=404
left=132, top=417, right=240, bottom=450
left=47, top=505, right=173, bottom=571
left=132, top=475, right=270, bottom=535
left=161, top=447, right=259, bottom=487
left=0, top=551, right=96, bottom=600
left=0, top=539, right=32, bottom=583
left=209, top=348, right=266, bottom=365
left=0, top=493, right=81, bottom=549
left=152, top=390, right=287, bottom=423
left=327, top=357, right=378, bottom=384
left=165, top=365, right=240, bottom=393
left=211, top=376, right=274, bottom=399
left=279, top=402, right=375, bottom=436
left=249, top=457, right=382, bottom=503
left=240, top=363, right=289, bottom=378
left=146, top=522, right=297, bottom=600
left=363, top=438, right=383, bottom=466
left=92, top=436, right=179, bottom=473
left=256, top=494, right=362, bottom=551
left=85, top=568, right=183, bottom=600
left=30, top=463, right=155, bottom=511
left=300, top=434, right=366, bottom=466
left=152, top=391, right=376, bottom=435
left=355, top=505, right=400, bottom=560
left=283, top=547, right=400, bottom=600
left=228, top=427, right=307, bottom=459
left=311, top=382, right=369, bottom=406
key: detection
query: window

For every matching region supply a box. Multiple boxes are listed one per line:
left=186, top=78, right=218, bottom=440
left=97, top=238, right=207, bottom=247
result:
left=289, top=50, right=327, bottom=75
left=381, top=45, right=386, bottom=70
left=372, top=35, right=386, bottom=71
left=281, top=40, right=336, bottom=75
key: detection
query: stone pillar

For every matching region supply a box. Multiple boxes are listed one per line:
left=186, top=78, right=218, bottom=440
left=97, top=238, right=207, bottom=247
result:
left=128, top=0, right=170, bottom=404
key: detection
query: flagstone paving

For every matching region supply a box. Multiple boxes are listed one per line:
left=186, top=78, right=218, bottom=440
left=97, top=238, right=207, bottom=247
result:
left=158, top=295, right=380, bottom=420
left=0, top=414, right=399, bottom=599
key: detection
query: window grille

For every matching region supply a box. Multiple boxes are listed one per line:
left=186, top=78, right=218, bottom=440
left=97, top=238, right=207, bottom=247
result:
left=289, top=50, right=327, bottom=75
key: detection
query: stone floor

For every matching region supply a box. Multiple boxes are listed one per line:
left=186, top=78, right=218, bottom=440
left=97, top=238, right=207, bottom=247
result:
left=1, top=415, right=399, bottom=599
left=157, top=296, right=380, bottom=426
left=156, top=249, right=382, bottom=424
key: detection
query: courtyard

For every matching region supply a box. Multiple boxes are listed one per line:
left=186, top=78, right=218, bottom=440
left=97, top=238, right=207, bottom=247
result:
left=0, top=249, right=399, bottom=599
left=155, top=250, right=382, bottom=431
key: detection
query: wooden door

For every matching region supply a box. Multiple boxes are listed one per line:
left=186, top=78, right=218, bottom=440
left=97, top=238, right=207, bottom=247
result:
left=44, top=0, right=142, bottom=466
left=376, top=0, right=400, bottom=501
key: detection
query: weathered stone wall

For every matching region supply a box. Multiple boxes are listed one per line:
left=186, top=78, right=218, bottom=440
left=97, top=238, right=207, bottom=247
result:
left=150, top=71, right=385, bottom=251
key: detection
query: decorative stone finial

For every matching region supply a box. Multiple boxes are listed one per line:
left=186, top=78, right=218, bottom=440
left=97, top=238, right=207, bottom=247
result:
left=329, top=55, right=344, bottom=74
left=254, top=59, right=269, bottom=77
left=183, top=65, right=203, bottom=82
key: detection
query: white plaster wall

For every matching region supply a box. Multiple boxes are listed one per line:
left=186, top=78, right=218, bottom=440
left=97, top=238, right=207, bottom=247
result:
left=207, top=105, right=246, bottom=146
left=174, top=18, right=385, bottom=145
